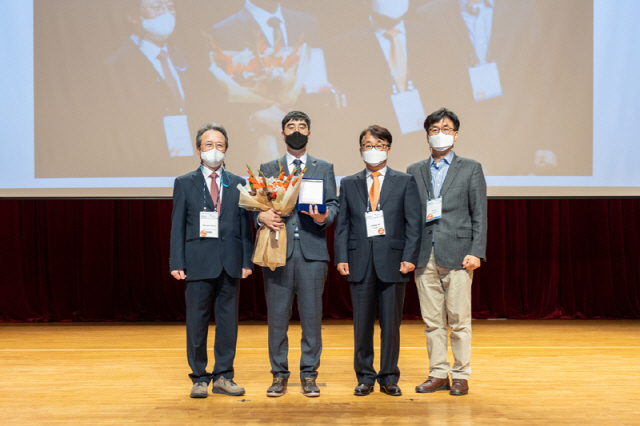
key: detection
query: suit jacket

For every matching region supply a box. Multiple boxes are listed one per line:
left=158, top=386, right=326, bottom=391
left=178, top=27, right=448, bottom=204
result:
left=407, top=154, right=487, bottom=269
left=102, top=37, right=198, bottom=177
left=334, top=167, right=422, bottom=283
left=170, top=168, right=254, bottom=281
left=259, top=155, right=339, bottom=261
left=326, top=19, right=431, bottom=171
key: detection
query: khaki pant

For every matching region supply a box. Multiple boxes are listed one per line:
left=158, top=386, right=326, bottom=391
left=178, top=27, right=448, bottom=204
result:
left=415, top=251, right=473, bottom=380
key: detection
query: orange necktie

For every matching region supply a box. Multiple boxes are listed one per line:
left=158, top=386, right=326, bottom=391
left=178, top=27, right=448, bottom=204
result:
left=384, top=28, right=407, bottom=92
left=369, top=172, right=381, bottom=211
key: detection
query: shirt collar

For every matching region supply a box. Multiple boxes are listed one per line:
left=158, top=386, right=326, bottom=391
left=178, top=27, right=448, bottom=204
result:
left=245, top=0, right=285, bottom=27
left=460, top=0, right=494, bottom=12
left=138, top=38, right=167, bottom=62
left=372, top=18, right=406, bottom=38
left=430, top=151, right=455, bottom=168
left=200, top=165, right=219, bottom=180
left=285, top=152, right=308, bottom=169
left=366, top=165, right=388, bottom=178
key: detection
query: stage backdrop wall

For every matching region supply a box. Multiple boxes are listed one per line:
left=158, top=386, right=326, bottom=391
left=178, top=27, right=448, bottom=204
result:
left=0, top=199, right=639, bottom=322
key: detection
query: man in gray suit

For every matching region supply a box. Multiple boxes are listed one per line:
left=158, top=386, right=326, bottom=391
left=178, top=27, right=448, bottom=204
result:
left=257, top=111, right=339, bottom=397
left=406, top=108, right=487, bottom=396
left=335, top=125, right=422, bottom=397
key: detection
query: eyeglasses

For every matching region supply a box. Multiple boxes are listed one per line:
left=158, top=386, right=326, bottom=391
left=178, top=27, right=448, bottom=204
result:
left=427, top=127, right=456, bottom=136
left=361, top=143, right=390, bottom=152
left=143, top=0, right=175, bottom=15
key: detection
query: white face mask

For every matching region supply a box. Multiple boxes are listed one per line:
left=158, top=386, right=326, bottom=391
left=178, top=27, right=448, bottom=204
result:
left=372, top=0, right=409, bottom=19
left=141, top=12, right=175, bottom=39
left=200, top=148, right=225, bottom=169
left=429, top=132, right=455, bottom=152
left=362, top=148, right=388, bottom=166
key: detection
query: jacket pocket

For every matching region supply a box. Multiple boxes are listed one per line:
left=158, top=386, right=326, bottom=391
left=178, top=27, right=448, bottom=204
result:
left=348, top=240, right=358, bottom=250
left=457, top=229, right=472, bottom=238
left=390, top=239, right=405, bottom=250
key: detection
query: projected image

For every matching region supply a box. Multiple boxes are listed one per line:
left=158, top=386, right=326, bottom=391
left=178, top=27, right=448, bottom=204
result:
left=33, top=0, right=592, bottom=180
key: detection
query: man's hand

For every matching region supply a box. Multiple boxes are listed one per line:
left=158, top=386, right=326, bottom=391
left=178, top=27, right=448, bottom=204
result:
left=258, top=208, right=284, bottom=231
left=400, top=261, right=415, bottom=274
left=300, top=205, right=329, bottom=223
left=171, top=269, right=186, bottom=280
left=242, top=268, right=253, bottom=279
left=462, top=255, right=481, bottom=271
left=337, top=262, right=350, bottom=276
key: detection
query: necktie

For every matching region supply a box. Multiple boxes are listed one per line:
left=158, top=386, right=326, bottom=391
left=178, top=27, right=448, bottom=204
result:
left=369, top=172, right=381, bottom=211
left=267, top=16, right=283, bottom=47
left=210, top=171, right=220, bottom=213
left=293, top=159, right=302, bottom=176
left=383, top=28, right=407, bottom=92
left=156, top=50, right=183, bottom=107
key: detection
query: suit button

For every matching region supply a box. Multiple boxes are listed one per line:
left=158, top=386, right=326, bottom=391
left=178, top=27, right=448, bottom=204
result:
left=221, top=237, right=224, bottom=241
left=428, top=230, right=432, bottom=234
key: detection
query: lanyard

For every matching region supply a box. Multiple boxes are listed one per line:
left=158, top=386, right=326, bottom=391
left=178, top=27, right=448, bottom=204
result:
left=202, top=174, right=221, bottom=212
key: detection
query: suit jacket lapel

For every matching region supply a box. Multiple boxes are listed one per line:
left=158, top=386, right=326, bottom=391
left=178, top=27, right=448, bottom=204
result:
left=379, top=168, right=398, bottom=208
left=304, top=155, right=318, bottom=179
left=280, top=155, right=289, bottom=176
left=421, top=159, right=433, bottom=198
left=439, top=154, right=461, bottom=198
left=355, top=170, right=368, bottom=206
left=191, top=168, right=215, bottom=212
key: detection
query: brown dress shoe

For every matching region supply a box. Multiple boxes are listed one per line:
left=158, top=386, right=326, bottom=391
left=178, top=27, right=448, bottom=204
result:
left=450, top=379, right=469, bottom=396
left=415, top=376, right=450, bottom=393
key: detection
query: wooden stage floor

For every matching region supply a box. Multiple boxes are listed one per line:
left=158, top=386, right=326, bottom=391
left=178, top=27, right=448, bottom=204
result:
left=1, top=320, right=638, bottom=425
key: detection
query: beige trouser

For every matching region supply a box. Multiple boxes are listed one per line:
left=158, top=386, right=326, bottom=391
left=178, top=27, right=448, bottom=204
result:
left=415, top=251, right=473, bottom=380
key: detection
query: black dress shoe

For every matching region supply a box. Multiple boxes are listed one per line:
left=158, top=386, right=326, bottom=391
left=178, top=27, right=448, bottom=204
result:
left=380, top=383, right=402, bottom=396
left=354, top=383, right=375, bottom=396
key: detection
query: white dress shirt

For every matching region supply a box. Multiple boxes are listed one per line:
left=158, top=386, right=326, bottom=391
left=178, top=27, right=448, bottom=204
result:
left=245, top=0, right=289, bottom=47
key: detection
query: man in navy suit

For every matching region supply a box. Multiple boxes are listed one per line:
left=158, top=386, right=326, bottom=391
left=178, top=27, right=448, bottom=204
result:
left=170, top=123, right=254, bottom=398
left=334, top=124, right=422, bottom=397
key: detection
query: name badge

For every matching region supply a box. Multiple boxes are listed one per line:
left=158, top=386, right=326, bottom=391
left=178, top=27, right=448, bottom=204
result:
left=199, top=211, right=219, bottom=238
left=426, top=198, right=442, bottom=222
left=164, top=115, right=194, bottom=157
left=390, top=89, right=427, bottom=134
left=365, top=210, right=386, bottom=237
left=468, top=62, right=502, bottom=102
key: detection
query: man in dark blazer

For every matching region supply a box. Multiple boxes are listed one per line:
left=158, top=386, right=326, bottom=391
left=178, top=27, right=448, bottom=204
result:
left=407, top=108, right=487, bottom=396
left=257, top=111, right=339, bottom=397
left=334, top=124, right=422, bottom=397
left=412, top=0, right=592, bottom=176
left=170, top=123, right=254, bottom=398
left=102, top=0, right=210, bottom=178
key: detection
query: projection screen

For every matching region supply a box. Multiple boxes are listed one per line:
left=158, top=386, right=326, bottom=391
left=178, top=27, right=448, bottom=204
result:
left=1, top=0, right=639, bottom=197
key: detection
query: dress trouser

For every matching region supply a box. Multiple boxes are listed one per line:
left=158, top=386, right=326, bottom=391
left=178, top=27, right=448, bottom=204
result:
left=263, top=240, right=327, bottom=380
left=185, top=270, right=240, bottom=384
left=415, top=251, right=473, bottom=380
left=350, top=251, right=406, bottom=386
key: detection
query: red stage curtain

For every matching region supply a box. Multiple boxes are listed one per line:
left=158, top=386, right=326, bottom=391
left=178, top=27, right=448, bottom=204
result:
left=0, top=199, right=638, bottom=322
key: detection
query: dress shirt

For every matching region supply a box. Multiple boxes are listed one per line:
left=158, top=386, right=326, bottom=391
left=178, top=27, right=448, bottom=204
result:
left=136, top=36, right=185, bottom=99
left=365, top=165, right=388, bottom=209
left=201, top=164, right=223, bottom=205
left=429, top=151, right=454, bottom=199
left=245, top=0, right=289, bottom=47
left=460, top=0, right=494, bottom=65
left=372, top=19, right=408, bottom=88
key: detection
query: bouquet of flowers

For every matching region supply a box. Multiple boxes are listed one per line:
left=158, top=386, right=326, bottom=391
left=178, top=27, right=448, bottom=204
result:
left=237, top=160, right=306, bottom=271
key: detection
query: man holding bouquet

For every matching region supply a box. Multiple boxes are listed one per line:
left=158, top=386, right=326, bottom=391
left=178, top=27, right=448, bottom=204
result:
left=170, top=123, right=254, bottom=398
left=257, top=111, right=339, bottom=397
